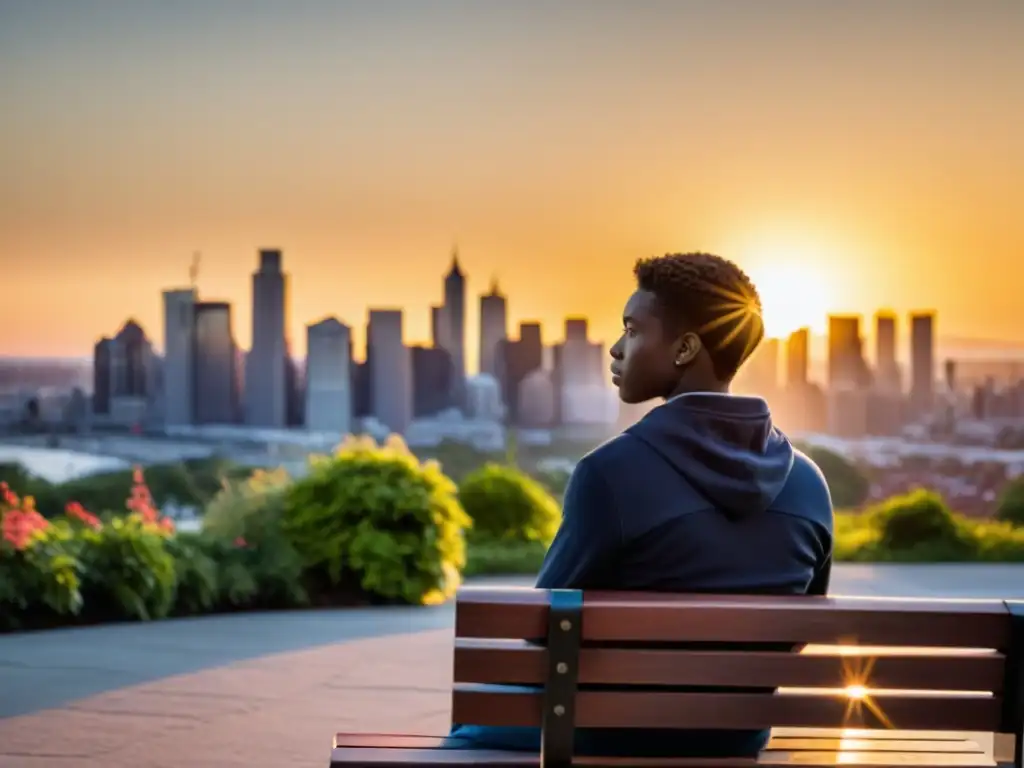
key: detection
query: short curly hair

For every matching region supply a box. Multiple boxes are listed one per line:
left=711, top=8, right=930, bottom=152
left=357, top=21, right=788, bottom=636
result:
left=634, top=252, right=764, bottom=381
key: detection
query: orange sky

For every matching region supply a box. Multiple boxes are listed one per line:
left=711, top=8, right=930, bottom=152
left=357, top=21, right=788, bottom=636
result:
left=1, top=1, right=1022, bottom=367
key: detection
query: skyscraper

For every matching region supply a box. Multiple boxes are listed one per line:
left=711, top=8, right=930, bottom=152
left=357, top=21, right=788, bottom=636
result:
left=910, top=311, right=935, bottom=410
left=478, top=278, right=507, bottom=378
left=193, top=302, right=238, bottom=424
left=92, top=337, right=112, bottom=415
left=442, top=250, right=466, bottom=400
left=499, top=321, right=544, bottom=425
left=246, top=249, right=288, bottom=428
left=827, top=315, right=868, bottom=390
left=367, top=309, right=412, bottom=434
left=305, top=317, right=352, bottom=435
left=162, top=288, right=196, bottom=426
left=786, top=327, right=809, bottom=389
left=875, top=311, right=900, bottom=392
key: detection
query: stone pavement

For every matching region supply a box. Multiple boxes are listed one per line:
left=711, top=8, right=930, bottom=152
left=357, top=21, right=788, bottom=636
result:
left=1, top=565, right=1022, bottom=768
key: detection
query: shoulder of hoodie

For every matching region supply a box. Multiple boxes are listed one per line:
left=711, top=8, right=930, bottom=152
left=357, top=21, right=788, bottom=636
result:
left=771, top=445, right=834, bottom=532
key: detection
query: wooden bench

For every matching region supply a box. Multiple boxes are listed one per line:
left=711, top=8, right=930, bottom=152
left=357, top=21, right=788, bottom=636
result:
left=331, top=587, right=1024, bottom=767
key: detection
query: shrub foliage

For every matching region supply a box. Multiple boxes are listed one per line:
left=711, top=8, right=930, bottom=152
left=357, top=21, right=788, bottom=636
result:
left=282, top=435, right=469, bottom=605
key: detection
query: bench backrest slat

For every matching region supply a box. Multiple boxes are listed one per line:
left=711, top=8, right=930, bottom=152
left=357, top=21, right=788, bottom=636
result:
left=456, top=590, right=1011, bottom=648
left=454, top=639, right=1006, bottom=691
left=452, top=686, right=1002, bottom=732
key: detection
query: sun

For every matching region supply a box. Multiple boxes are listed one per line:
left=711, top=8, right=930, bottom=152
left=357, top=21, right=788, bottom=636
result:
left=747, top=262, right=831, bottom=338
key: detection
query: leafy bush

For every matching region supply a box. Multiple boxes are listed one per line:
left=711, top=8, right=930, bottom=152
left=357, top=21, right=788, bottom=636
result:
left=868, top=488, right=967, bottom=554
left=799, top=445, right=870, bottom=508
left=282, top=435, right=469, bottom=605
left=165, top=532, right=221, bottom=615
left=76, top=515, right=177, bottom=622
left=202, top=467, right=307, bottom=609
left=995, top=476, right=1024, bottom=527
left=459, top=463, right=560, bottom=545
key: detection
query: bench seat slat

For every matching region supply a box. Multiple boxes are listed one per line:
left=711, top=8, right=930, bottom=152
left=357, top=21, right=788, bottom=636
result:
left=332, top=733, right=988, bottom=754
left=331, top=747, right=996, bottom=767
left=453, top=640, right=1006, bottom=691
left=451, top=686, right=1002, bottom=732
left=455, top=590, right=1011, bottom=649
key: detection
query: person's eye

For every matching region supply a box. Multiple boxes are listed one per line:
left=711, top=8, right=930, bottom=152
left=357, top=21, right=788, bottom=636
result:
left=624, top=326, right=637, bottom=338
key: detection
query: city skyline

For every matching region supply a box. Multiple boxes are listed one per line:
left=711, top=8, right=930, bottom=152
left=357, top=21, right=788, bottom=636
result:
left=2, top=2, right=1023, bottom=359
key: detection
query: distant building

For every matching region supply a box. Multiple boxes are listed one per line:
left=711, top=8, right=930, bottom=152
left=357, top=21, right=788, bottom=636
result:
left=411, top=345, right=454, bottom=417
left=92, top=337, right=112, bottom=415
left=551, top=318, right=604, bottom=425
left=499, top=321, right=544, bottom=425
left=478, top=278, right=508, bottom=378
left=106, top=319, right=158, bottom=428
left=910, top=311, right=935, bottom=411
left=518, top=368, right=556, bottom=428
left=441, top=251, right=466, bottom=406
left=305, top=317, right=351, bottom=435
left=875, top=311, right=900, bottom=392
left=466, top=374, right=504, bottom=422
left=162, top=288, right=197, bottom=426
left=367, top=309, right=412, bottom=434
left=785, top=327, right=809, bottom=389
left=828, top=315, right=869, bottom=391
left=110, top=319, right=152, bottom=398
left=193, top=301, right=238, bottom=425
left=246, top=249, right=288, bottom=428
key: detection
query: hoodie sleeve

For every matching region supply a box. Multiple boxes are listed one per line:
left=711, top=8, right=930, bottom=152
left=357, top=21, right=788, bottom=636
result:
left=535, top=456, right=622, bottom=589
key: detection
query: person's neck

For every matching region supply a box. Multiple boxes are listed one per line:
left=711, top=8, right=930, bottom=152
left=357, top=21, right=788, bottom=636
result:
left=666, top=378, right=729, bottom=400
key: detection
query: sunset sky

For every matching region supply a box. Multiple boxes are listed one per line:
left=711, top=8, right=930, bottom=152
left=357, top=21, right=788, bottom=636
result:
left=1, top=0, right=1022, bottom=366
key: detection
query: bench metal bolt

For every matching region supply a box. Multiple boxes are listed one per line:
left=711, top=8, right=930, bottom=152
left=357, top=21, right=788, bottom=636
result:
left=556, top=662, right=568, bottom=674
left=553, top=705, right=565, bottom=716
left=560, top=619, right=572, bottom=631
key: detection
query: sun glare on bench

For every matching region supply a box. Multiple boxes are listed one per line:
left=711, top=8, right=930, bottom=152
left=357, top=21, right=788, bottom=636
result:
left=846, top=685, right=868, bottom=700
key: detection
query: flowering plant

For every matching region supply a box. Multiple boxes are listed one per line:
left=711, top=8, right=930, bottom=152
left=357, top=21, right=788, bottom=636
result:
left=0, top=481, right=82, bottom=628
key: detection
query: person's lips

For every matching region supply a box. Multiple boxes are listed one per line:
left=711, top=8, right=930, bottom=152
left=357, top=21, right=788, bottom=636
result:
left=610, top=367, right=621, bottom=385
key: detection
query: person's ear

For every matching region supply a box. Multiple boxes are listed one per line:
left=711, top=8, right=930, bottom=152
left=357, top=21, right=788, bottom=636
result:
left=674, top=332, right=702, bottom=367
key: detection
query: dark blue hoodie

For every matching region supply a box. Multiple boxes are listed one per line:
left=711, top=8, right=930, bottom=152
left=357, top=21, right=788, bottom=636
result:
left=448, top=393, right=833, bottom=757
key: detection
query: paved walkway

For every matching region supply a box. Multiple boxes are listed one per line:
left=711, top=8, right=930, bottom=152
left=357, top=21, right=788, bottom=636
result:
left=1, top=565, right=1022, bottom=767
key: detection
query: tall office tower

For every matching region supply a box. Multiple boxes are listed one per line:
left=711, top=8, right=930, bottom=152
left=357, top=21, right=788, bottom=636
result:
left=162, top=288, right=197, bottom=426
left=786, top=327, right=809, bottom=389
left=305, top=317, right=352, bottom=435
left=827, top=314, right=868, bottom=390
left=478, top=278, right=508, bottom=378
left=366, top=309, right=412, bottom=434
left=246, top=249, right=288, bottom=427
left=92, top=337, right=113, bottom=415
left=430, top=305, right=448, bottom=349
left=910, top=311, right=936, bottom=411
left=498, top=321, right=544, bottom=425
left=442, top=251, right=466, bottom=400
left=193, top=302, right=238, bottom=424
left=874, top=311, right=900, bottom=392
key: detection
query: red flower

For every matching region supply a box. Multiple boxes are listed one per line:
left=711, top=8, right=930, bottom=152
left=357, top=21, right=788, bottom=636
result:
left=234, top=536, right=247, bottom=548
left=0, top=481, right=19, bottom=508
left=1, top=506, right=49, bottom=550
left=65, top=501, right=102, bottom=529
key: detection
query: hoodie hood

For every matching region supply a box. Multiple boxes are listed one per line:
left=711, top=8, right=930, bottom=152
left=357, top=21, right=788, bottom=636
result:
left=627, top=393, right=794, bottom=517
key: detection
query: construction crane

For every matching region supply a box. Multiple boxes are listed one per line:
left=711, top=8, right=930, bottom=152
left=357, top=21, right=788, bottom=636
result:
left=189, top=251, right=201, bottom=289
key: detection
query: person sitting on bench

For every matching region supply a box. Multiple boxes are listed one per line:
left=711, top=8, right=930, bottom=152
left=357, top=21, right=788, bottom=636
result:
left=447, top=252, right=834, bottom=757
